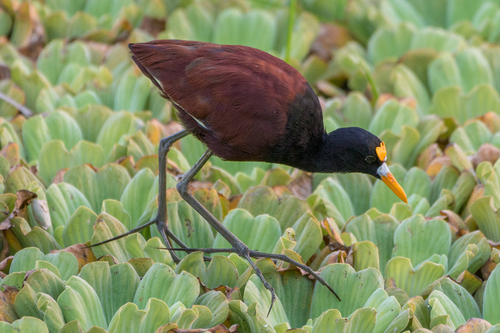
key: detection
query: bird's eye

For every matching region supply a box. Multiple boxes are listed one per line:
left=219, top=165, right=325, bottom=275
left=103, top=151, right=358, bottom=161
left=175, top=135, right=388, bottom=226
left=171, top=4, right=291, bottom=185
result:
left=365, top=156, right=376, bottom=163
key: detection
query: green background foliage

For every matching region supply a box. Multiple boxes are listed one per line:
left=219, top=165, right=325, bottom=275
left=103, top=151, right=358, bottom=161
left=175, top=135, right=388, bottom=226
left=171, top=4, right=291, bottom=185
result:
left=0, top=0, right=500, bottom=332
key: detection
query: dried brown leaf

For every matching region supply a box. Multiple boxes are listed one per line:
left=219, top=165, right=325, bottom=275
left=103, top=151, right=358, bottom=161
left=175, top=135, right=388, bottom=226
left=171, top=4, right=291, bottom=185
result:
left=440, top=210, right=467, bottom=237
left=145, top=119, right=163, bottom=145
left=480, top=111, right=500, bottom=133
left=213, top=285, right=239, bottom=301
left=0, top=232, right=9, bottom=265
left=456, top=318, right=491, bottom=333
left=310, top=23, right=351, bottom=62
left=50, top=243, right=97, bottom=272
left=163, top=121, right=183, bottom=139
left=481, top=258, right=497, bottom=281
left=272, top=185, right=291, bottom=197
left=0, top=64, right=10, bottom=80
left=164, top=324, right=236, bottom=333
left=287, top=171, right=312, bottom=200
left=471, top=143, right=500, bottom=167
left=228, top=194, right=242, bottom=210
left=139, top=17, right=166, bottom=38
left=0, top=142, right=20, bottom=167
left=426, top=156, right=451, bottom=177
left=0, top=286, right=19, bottom=323
left=417, top=143, right=442, bottom=171
left=0, top=254, right=13, bottom=275
left=52, top=168, right=68, bottom=184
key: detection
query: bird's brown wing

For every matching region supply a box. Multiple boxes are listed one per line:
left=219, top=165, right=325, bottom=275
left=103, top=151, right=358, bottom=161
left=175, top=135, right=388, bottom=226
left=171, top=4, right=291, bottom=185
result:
left=129, top=40, right=311, bottom=160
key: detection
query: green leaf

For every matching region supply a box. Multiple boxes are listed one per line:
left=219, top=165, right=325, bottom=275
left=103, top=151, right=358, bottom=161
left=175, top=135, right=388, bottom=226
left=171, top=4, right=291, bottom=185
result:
left=335, top=173, right=373, bottom=215
left=213, top=209, right=281, bottom=254
left=385, top=257, right=445, bottom=297
left=66, top=12, right=97, bottom=39
left=195, top=291, right=229, bottom=328
left=368, top=23, right=414, bottom=64
left=464, top=84, right=500, bottom=121
left=392, top=215, right=451, bottom=266
left=428, top=53, right=462, bottom=94
left=347, top=214, right=398, bottom=274
left=37, top=293, right=65, bottom=333
left=15, top=281, right=41, bottom=318
left=311, top=309, right=345, bottom=333
left=120, top=168, right=158, bottom=228
left=352, top=241, right=379, bottom=271
left=213, top=8, right=276, bottom=53
left=102, top=199, right=132, bottom=231
left=446, top=0, right=484, bottom=27
left=471, top=197, right=500, bottom=242
left=433, top=278, right=481, bottom=321
left=96, top=111, right=142, bottom=158
left=62, top=206, right=97, bottom=247
left=0, top=317, right=49, bottom=333
left=428, top=290, right=465, bottom=330
left=344, top=307, right=377, bottom=333
left=455, top=48, right=494, bottom=93
left=91, top=212, right=131, bottom=263
left=311, top=177, right=354, bottom=225
left=160, top=4, right=214, bottom=42
left=369, top=100, right=418, bottom=137
left=64, top=164, right=131, bottom=213
left=57, top=276, right=107, bottom=331
left=10, top=65, right=51, bottom=111
left=27, top=268, right=65, bottom=300
left=75, top=105, right=113, bottom=142
left=258, top=259, right=314, bottom=328
left=46, top=182, right=92, bottom=230
left=244, top=274, right=288, bottom=328
left=133, top=263, right=199, bottom=309
left=175, top=252, right=238, bottom=289
left=310, top=264, right=383, bottom=319
left=448, top=231, right=490, bottom=276
left=10, top=248, right=78, bottom=281
left=484, top=264, right=500, bottom=325
left=410, top=27, right=466, bottom=53
left=107, top=299, right=170, bottom=333
left=291, top=212, right=322, bottom=263
left=160, top=201, right=215, bottom=259
left=79, top=261, right=140, bottom=324
left=391, top=64, right=431, bottom=116
left=381, top=0, right=425, bottom=28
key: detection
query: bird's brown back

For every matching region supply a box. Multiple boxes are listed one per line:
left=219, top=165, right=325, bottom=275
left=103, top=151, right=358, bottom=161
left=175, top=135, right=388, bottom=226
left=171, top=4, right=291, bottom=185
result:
left=130, top=40, right=324, bottom=162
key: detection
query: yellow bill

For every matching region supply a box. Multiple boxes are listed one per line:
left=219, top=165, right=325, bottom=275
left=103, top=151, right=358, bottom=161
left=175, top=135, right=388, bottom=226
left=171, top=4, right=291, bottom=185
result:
left=377, top=163, right=408, bottom=203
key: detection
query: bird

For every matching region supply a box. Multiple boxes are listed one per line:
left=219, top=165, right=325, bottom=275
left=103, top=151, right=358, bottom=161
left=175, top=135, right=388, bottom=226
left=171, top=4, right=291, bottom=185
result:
left=94, top=39, right=407, bottom=313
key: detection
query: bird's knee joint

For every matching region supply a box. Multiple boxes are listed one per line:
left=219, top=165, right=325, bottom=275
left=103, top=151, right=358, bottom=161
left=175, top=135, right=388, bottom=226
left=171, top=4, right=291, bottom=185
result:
left=176, top=180, right=188, bottom=197
left=159, top=137, right=174, bottom=154
left=237, top=244, right=250, bottom=256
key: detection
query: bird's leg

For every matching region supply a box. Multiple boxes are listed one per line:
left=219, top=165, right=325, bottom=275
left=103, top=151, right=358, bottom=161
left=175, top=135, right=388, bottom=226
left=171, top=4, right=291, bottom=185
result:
left=90, top=130, right=192, bottom=263
left=176, top=150, right=250, bottom=251
left=150, top=129, right=195, bottom=263
left=176, top=149, right=276, bottom=313
left=176, top=149, right=341, bottom=311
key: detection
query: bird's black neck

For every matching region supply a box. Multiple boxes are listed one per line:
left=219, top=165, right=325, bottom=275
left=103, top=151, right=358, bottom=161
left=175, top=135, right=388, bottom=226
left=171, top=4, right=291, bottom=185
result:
left=290, top=129, right=361, bottom=173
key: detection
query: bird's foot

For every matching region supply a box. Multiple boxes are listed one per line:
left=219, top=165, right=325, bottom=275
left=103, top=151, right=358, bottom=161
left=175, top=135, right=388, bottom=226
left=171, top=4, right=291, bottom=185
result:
left=248, top=250, right=340, bottom=301
left=163, top=244, right=276, bottom=316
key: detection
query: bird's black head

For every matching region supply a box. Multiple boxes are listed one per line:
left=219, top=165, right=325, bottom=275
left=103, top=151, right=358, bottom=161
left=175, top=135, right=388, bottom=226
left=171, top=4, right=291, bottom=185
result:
left=314, top=127, right=407, bottom=202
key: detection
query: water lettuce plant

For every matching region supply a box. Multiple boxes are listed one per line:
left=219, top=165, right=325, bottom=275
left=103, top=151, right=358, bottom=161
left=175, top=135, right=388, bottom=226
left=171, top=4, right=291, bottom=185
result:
left=0, top=0, right=500, bottom=332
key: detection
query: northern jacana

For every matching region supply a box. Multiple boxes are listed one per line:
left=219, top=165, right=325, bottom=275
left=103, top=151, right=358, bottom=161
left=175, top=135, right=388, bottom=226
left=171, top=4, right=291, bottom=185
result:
left=94, top=39, right=408, bottom=312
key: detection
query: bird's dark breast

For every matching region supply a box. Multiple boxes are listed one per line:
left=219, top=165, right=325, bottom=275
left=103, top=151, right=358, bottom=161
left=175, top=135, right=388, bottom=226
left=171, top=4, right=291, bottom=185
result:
left=263, top=84, right=325, bottom=166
